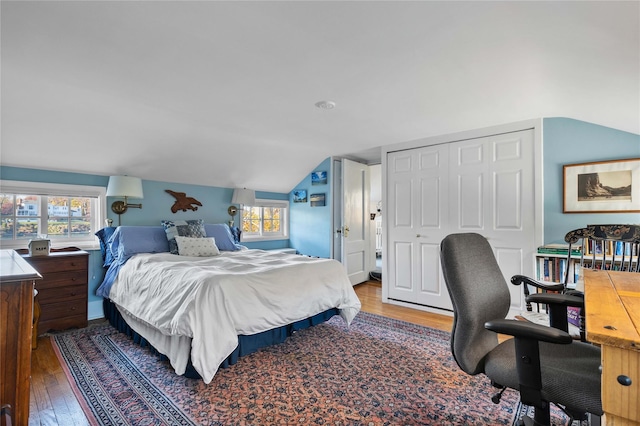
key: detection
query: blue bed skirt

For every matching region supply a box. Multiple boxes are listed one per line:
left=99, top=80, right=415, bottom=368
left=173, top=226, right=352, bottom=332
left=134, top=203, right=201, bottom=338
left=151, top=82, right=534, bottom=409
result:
left=103, top=299, right=339, bottom=379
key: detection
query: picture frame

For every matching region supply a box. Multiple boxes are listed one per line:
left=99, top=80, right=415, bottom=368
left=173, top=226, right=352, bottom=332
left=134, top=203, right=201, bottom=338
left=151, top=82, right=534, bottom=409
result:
left=563, top=158, right=640, bottom=213
left=310, top=193, right=326, bottom=207
left=311, top=171, right=327, bottom=185
left=293, top=190, right=307, bottom=203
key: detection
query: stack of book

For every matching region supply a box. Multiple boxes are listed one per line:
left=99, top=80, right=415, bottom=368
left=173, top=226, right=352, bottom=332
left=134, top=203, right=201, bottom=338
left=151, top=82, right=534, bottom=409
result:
left=537, top=243, right=582, bottom=256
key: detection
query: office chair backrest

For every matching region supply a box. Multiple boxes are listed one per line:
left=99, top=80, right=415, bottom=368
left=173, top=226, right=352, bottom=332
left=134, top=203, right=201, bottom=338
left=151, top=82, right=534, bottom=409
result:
left=440, top=233, right=511, bottom=376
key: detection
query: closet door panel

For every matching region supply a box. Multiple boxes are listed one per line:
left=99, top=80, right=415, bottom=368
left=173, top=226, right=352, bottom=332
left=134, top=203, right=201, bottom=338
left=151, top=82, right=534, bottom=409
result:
left=494, top=169, right=522, bottom=230
left=393, top=180, right=413, bottom=227
left=419, top=177, right=442, bottom=228
left=457, top=173, right=484, bottom=229
left=416, top=242, right=451, bottom=309
left=390, top=240, right=414, bottom=295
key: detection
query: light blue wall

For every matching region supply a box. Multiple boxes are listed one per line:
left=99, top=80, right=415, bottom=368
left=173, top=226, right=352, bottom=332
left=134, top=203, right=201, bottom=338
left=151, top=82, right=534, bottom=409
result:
left=543, top=118, right=640, bottom=243
left=288, top=157, right=333, bottom=257
left=0, top=165, right=289, bottom=317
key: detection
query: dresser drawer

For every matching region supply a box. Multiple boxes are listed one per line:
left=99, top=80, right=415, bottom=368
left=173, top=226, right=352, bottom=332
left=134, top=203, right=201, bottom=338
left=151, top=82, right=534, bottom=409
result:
left=36, top=270, right=87, bottom=291
left=39, top=314, right=87, bottom=333
left=38, top=298, right=87, bottom=323
left=38, top=284, right=86, bottom=305
left=27, top=255, right=87, bottom=273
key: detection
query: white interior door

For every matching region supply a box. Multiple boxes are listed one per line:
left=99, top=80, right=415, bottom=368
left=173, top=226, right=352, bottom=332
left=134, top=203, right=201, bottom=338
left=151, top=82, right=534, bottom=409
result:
left=341, top=159, right=370, bottom=285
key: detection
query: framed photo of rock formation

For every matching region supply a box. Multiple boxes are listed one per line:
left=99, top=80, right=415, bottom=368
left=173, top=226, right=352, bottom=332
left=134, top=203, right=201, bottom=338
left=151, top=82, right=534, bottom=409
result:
left=563, top=158, right=640, bottom=213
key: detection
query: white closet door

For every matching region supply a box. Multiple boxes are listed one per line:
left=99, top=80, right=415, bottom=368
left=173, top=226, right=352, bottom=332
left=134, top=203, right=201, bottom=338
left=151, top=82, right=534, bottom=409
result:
left=449, top=130, right=534, bottom=312
left=387, top=144, right=450, bottom=305
left=387, top=129, right=535, bottom=312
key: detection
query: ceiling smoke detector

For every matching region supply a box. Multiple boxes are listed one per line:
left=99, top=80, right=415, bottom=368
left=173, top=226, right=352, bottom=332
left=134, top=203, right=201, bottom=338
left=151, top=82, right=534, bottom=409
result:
left=315, top=100, right=336, bottom=110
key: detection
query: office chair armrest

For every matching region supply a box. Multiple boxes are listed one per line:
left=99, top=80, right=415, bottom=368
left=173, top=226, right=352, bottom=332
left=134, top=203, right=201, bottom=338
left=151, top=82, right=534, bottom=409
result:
left=526, top=293, right=584, bottom=308
left=510, top=275, right=564, bottom=292
left=485, top=319, right=573, bottom=344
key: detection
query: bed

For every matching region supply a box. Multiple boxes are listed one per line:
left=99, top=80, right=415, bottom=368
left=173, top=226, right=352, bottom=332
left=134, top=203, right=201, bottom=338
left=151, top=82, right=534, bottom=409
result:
left=95, top=222, right=361, bottom=384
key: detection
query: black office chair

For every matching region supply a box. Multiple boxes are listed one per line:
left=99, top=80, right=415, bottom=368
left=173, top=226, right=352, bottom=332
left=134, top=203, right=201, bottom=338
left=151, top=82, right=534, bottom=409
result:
left=440, top=233, right=602, bottom=426
left=512, top=224, right=640, bottom=340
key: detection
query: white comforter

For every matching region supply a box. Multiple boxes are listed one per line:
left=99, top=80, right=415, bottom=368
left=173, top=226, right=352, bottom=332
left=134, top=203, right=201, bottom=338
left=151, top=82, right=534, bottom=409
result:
left=108, top=250, right=361, bottom=383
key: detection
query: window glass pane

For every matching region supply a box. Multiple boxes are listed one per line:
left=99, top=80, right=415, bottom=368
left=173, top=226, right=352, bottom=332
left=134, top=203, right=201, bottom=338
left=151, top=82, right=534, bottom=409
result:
left=0, top=195, right=14, bottom=240
left=16, top=218, right=39, bottom=239
left=47, top=218, right=68, bottom=237
left=71, top=217, right=92, bottom=237
left=16, top=195, right=39, bottom=216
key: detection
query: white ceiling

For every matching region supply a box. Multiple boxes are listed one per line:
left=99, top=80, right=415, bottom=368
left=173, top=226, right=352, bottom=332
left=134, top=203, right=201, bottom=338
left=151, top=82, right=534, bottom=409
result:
left=2, top=1, right=639, bottom=193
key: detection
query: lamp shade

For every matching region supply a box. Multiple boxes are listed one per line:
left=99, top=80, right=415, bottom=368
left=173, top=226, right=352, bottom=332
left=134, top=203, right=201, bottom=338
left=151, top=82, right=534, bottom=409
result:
left=231, top=188, right=255, bottom=205
left=106, top=176, right=144, bottom=199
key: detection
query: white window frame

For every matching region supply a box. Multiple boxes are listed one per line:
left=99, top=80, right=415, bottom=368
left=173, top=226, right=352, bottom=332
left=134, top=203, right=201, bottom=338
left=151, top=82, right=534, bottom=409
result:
left=240, top=198, right=289, bottom=242
left=0, top=180, right=107, bottom=250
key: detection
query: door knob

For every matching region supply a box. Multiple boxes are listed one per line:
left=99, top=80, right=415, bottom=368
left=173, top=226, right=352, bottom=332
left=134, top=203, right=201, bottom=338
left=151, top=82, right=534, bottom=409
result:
left=344, top=226, right=350, bottom=237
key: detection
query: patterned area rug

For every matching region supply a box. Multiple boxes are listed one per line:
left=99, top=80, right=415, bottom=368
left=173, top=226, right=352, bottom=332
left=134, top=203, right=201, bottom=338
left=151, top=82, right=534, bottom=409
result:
left=52, top=312, right=576, bottom=425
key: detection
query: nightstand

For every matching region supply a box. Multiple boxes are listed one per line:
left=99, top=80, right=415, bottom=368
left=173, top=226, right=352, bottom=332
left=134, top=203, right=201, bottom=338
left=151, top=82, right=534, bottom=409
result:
left=19, top=248, right=89, bottom=334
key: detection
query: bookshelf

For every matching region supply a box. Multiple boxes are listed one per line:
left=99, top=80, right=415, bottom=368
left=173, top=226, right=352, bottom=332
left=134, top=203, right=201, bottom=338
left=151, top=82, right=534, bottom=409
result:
left=535, top=241, right=639, bottom=290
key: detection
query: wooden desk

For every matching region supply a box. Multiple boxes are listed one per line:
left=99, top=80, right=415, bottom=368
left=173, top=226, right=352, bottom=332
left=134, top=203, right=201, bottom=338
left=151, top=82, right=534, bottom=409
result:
left=584, top=269, right=640, bottom=425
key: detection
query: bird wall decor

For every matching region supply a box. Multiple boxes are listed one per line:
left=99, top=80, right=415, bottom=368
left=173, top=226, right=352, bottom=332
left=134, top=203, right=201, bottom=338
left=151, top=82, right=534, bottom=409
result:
left=165, top=190, right=203, bottom=213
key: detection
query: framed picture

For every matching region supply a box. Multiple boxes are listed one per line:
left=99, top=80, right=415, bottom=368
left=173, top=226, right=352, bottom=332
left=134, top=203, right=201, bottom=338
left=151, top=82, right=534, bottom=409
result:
left=563, top=158, right=640, bottom=213
left=311, top=171, right=327, bottom=185
left=310, top=193, right=326, bottom=207
left=293, top=190, right=307, bottom=203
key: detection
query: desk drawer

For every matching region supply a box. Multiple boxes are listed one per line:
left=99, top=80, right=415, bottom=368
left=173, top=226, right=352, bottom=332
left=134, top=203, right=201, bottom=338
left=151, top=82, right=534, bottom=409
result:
left=602, top=345, right=640, bottom=422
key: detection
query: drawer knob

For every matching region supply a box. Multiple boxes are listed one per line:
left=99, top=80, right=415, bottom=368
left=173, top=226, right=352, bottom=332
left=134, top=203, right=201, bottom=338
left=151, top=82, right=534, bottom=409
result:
left=70, top=292, right=76, bottom=296
left=617, top=375, right=632, bottom=386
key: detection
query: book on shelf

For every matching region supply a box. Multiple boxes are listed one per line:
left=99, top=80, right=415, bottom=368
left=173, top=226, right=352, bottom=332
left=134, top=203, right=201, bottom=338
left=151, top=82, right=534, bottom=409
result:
left=537, top=243, right=582, bottom=256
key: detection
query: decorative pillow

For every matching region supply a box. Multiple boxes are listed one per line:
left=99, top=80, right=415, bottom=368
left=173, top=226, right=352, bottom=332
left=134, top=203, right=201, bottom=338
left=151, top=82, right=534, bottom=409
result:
left=204, top=224, right=242, bottom=251
left=175, top=236, right=220, bottom=257
left=161, top=219, right=206, bottom=254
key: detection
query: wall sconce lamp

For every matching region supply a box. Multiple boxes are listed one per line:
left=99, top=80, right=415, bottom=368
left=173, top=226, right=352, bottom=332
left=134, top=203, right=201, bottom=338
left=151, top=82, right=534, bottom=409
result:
left=106, top=175, right=144, bottom=225
left=228, top=187, right=255, bottom=227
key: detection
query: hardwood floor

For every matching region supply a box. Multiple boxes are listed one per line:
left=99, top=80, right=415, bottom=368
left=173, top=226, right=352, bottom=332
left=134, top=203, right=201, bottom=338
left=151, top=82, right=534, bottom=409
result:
left=28, top=281, right=453, bottom=425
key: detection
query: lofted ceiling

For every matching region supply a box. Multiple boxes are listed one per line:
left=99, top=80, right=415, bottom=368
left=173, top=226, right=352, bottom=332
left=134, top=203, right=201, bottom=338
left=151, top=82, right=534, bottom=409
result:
left=1, top=1, right=639, bottom=194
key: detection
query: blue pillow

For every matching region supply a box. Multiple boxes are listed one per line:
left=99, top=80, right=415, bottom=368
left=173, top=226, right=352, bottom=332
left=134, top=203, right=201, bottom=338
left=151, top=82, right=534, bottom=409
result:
left=95, top=227, right=117, bottom=267
left=204, top=224, right=242, bottom=251
left=161, top=219, right=206, bottom=254
left=110, top=226, right=170, bottom=260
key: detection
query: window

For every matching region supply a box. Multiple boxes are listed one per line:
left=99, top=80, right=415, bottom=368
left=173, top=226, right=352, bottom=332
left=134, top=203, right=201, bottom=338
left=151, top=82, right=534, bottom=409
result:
left=239, top=199, right=289, bottom=241
left=0, top=180, right=106, bottom=249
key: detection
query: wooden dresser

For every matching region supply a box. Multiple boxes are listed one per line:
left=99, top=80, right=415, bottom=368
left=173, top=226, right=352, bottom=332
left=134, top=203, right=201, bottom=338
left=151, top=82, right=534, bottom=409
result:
left=20, top=249, right=89, bottom=334
left=1, top=249, right=41, bottom=426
